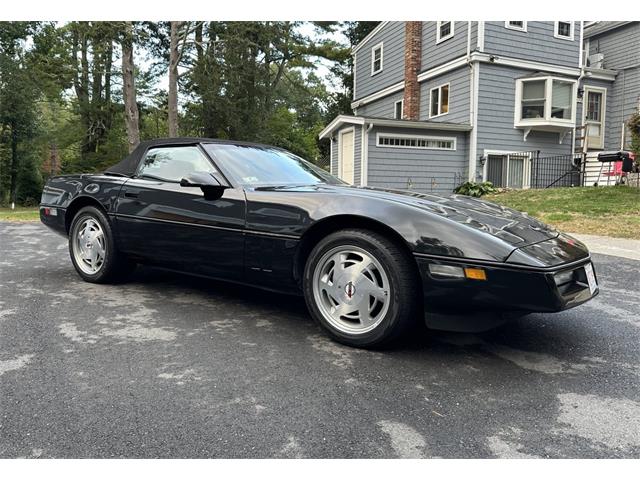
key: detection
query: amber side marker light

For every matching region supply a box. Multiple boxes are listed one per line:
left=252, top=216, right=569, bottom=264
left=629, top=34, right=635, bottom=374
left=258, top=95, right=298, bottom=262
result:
left=464, top=268, right=487, bottom=280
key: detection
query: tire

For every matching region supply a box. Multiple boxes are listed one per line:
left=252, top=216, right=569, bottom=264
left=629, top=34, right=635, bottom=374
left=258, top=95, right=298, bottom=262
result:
left=303, top=228, right=420, bottom=348
left=68, top=206, right=135, bottom=283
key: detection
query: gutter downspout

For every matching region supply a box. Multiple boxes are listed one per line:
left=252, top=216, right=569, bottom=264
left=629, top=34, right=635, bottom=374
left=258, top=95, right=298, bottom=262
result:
left=467, top=21, right=479, bottom=182
left=573, top=65, right=586, bottom=155
left=573, top=21, right=586, bottom=156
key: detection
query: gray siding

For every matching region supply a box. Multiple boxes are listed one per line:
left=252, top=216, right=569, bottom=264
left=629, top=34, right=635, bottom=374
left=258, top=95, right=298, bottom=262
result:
left=588, top=23, right=640, bottom=69
left=475, top=63, right=574, bottom=179
left=421, top=21, right=469, bottom=71
left=330, top=135, right=339, bottom=175
left=484, top=21, right=581, bottom=68
left=367, top=126, right=469, bottom=194
left=354, top=126, right=362, bottom=184
left=419, top=66, right=470, bottom=124
left=356, top=90, right=405, bottom=118
left=354, top=22, right=405, bottom=101
left=588, top=23, right=640, bottom=150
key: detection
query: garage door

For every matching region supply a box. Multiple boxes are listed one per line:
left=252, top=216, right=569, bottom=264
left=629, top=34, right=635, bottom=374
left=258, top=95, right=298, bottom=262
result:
left=339, top=130, right=355, bottom=184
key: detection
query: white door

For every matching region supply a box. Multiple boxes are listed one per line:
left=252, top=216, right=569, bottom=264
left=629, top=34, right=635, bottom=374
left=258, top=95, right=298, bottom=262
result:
left=584, top=88, right=605, bottom=149
left=339, top=130, right=355, bottom=184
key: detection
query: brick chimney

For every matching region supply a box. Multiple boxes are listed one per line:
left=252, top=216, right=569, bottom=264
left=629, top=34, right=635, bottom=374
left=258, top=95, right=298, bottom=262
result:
left=403, top=22, right=422, bottom=120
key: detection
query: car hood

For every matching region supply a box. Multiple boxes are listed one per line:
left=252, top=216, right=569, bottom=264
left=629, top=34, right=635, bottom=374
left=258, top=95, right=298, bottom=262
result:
left=256, top=183, right=558, bottom=248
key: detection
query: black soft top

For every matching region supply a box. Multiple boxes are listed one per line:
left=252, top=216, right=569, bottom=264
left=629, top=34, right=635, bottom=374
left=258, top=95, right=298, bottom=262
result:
left=104, top=137, right=270, bottom=177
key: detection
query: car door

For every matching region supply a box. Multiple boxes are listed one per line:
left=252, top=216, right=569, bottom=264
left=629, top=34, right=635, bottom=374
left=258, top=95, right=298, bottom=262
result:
left=115, top=144, right=246, bottom=282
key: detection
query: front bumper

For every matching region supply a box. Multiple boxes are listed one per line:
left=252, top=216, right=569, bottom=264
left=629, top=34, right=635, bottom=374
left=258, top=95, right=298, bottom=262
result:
left=414, top=253, right=598, bottom=330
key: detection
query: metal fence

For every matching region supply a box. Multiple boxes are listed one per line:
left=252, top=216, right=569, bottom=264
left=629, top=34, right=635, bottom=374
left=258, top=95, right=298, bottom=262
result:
left=530, top=151, right=583, bottom=189
left=484, top=150, right=583, bottom=190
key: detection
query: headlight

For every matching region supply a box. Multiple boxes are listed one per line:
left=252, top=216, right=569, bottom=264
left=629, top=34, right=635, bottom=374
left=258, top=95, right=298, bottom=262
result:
left=428, top=264, right=465, bottom=279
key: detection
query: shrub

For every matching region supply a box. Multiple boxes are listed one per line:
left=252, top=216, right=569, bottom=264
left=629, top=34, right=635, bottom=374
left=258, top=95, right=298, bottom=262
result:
left=453, top=181, right=497, bottom=197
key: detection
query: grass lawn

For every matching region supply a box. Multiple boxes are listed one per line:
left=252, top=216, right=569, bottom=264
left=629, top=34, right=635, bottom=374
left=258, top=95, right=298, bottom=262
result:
left=0, top=207, right=40, bottom=222
left=486, top=186, right=640, bottom=239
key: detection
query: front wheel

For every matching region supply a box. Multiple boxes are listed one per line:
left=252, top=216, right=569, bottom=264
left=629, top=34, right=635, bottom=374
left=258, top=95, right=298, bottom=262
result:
left=68, top=206, right=135, bottom=283
left=303, top=229, right=420, bottom=348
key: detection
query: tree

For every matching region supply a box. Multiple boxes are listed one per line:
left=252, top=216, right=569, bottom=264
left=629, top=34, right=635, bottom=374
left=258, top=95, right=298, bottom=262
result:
left=168, top=21, right=182, bottom=137
left=0, top=22, right=41, bottom=206
left=121, top=21, right=140, bottom=152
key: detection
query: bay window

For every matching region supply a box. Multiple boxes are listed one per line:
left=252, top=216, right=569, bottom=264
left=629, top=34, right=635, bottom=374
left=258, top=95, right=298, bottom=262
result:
left=515, top=76, right=577, bottom=129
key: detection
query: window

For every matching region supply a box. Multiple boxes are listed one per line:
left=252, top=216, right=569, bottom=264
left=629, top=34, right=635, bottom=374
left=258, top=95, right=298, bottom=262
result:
left=430, top=84, right=450, bottom=118
left=203, top=144, right=340, bottom=186
left=394, top=99, right=404, bottom=120
left=521, top=80, right=546, bottom=119
left=371, top=43, right=383, bottom=75
left=137, top=146, right=217, bottom=182
left=515, top=77, right=576, bottom=126
left=485, top=152, right=531, bottom=189
left=555, top=21, right=574, bottom=40
left=584, top=87, right=606, bottom=149
left=377, top=133, right=456, bottom=151
left=505, top=21, right=527, bottom=32
left=551, top=80, right=573, bottom=119
left=436, top=21, right=454, bottom=43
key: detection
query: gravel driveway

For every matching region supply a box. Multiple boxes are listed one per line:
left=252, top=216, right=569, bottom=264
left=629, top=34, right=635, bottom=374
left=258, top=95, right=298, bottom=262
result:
left=1, top=222, right=639, bottom=458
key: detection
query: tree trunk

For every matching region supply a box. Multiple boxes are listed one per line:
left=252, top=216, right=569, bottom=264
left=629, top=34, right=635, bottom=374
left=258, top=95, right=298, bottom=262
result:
left=168, top=21, right=182, bottom=137
left=122, top=21, right=140, bottom=152
left=9, top=122, right=18, bottom=209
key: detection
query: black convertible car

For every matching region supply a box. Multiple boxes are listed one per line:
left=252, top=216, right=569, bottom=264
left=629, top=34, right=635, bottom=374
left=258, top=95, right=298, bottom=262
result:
left=40, top=138, right=599, bottom=347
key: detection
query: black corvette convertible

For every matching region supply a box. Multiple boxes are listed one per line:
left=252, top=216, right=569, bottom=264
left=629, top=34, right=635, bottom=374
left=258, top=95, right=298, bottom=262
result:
left=40, top=138, right=598, bottom=347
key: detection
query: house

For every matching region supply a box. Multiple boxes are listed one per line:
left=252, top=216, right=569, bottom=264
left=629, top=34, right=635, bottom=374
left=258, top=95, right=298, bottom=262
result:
left=319, top=21, right=640, bottom=193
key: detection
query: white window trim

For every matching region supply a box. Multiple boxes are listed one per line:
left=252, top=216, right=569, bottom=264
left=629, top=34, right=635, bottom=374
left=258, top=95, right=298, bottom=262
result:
left=483, top=150, right=532, bottom=190
left=436, top=21, right=455, bottom=44
left=338, top=127, right=356, bottom=183
left=393, top=99, right=404, bottom=119
left=583, top=86, right=607, bottom=150
left=376, top=132, right=457, bottom=151
left=514, top=76, right=577, bottom=127
left=554, top=21, right=575, bottom=41
left=429, top=83, right=451, bottom=119
left=371, top=42, right=383, bottom=76
left=504, top=21, right=527, bottom=32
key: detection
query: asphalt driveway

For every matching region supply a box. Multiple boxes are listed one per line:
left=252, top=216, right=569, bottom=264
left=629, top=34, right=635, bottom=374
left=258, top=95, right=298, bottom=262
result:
left=1, top=222, right=639, bottom=458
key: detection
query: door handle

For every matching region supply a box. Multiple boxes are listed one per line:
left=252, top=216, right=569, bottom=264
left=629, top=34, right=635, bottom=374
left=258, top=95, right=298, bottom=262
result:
left=124, top=191, right=139, bottom=199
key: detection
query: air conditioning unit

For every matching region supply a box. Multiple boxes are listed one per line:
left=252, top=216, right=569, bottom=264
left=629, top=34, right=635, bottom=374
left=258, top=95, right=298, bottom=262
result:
left=588, top=53, right=605, bottom=69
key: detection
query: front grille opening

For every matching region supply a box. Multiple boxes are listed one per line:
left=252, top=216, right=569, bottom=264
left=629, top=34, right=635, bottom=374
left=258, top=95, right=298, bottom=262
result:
left=554, top=266, right=590, bottom=296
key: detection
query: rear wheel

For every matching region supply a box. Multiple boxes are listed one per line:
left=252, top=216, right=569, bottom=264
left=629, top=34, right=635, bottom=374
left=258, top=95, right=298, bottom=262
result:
left=303, top=228, right=419, bottom=348
left=69, top=206, right=135, bottom=283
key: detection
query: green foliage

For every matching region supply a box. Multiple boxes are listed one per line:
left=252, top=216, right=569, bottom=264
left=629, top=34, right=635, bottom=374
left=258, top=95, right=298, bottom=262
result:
left=454, top=181, right=498, bottom=197
left=0, top=21, right=372, bottom=205
left=628, top=112, right=640, bottom=164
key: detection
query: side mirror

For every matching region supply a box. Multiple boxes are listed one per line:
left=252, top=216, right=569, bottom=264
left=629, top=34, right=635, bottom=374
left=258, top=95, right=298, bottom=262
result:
left=180, top=171, right=229, bottom=201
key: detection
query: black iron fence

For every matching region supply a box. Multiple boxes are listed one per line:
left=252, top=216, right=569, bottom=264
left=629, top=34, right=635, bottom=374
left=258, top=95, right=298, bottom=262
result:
left=530, top=151, right=583, bottom=189
left=484, top=150, right=583, bottom=190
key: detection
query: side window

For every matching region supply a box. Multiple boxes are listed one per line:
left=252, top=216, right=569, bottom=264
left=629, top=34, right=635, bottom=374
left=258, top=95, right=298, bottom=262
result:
left=137, top=146, right=216, bottom=182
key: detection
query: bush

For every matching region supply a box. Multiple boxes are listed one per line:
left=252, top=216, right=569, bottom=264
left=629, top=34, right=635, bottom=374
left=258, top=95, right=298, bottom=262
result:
left=453, top=181, right=497, bottom=197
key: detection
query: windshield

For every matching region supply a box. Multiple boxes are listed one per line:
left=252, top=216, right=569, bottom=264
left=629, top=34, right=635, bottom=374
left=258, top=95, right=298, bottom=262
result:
left=203, top=144, right=342, bottom=186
